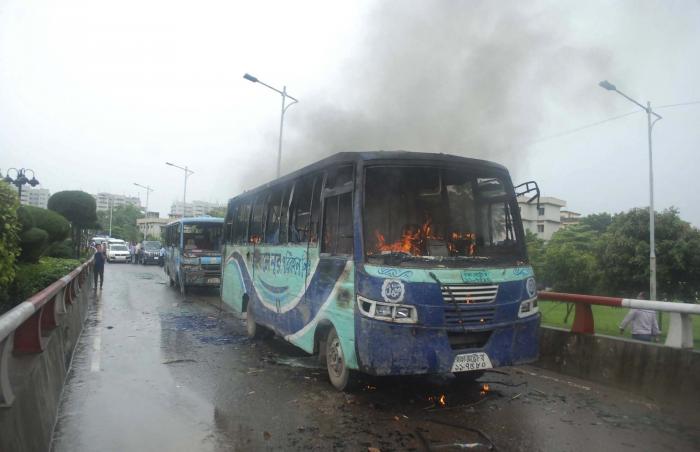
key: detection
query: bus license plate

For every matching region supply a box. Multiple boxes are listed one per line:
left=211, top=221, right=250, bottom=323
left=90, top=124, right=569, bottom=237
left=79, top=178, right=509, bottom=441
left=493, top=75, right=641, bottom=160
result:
left=207, top=278, right=220, bottom=284
left=451, top=353, right=493, bottom=373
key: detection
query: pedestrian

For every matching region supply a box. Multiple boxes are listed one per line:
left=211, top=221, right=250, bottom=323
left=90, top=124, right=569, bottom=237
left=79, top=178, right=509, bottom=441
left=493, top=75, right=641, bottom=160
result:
left=134, top=241, right=141, bottom=265
left=619, top=292, right=660, bottom=342
left=93, top=243, right=106, bottom=290
left=129, top=242, right=135, bottom=264
left=159, top=245, right=166, bottom=267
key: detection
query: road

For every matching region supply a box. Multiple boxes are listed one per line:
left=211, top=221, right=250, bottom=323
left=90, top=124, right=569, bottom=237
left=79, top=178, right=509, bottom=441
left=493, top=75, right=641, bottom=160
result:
left=51, top=263, right=700, bottom=451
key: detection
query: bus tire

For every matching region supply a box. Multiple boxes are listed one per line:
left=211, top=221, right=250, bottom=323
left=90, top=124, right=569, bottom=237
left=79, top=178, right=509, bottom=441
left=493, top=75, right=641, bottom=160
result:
left=178, top=273, right=188, bottom=295
left=246, top=303, right=263, bottom=339
left=325, top=327, right=358, bottom=391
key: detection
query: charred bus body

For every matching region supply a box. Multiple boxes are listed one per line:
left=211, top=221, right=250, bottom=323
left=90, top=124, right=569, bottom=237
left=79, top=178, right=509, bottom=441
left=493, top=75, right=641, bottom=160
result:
left=221, top=151, right=540, bottom=390
left=164, top=217, right=224, bottom=295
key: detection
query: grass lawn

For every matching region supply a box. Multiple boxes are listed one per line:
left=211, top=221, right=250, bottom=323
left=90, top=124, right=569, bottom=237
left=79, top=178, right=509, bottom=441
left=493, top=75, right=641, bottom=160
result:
left=539, top=300, right=700, bottom=349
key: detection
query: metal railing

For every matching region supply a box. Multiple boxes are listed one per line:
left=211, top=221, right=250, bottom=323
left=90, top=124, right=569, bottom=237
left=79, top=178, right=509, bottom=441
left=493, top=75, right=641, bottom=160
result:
left=538, top=291, right=699, bottom=349
left=0, top=256, right=94, bottom=406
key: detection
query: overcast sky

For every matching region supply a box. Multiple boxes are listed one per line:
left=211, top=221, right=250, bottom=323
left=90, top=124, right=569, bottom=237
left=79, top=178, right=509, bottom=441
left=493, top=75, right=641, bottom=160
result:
left=1, top=0, right=699, bottom=226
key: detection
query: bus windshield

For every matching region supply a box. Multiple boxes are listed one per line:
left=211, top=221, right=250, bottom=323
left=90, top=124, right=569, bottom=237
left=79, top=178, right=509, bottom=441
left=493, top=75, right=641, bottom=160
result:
left=364, top=166, right=524, bottom=267
left=182, top=223, right=222, bottom=251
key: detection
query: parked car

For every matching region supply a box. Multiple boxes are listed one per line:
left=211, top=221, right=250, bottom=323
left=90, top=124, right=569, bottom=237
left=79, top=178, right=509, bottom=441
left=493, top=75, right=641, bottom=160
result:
left=139, top=241, right=162, bottom=265
left=106, top=242, right=130, bottom=263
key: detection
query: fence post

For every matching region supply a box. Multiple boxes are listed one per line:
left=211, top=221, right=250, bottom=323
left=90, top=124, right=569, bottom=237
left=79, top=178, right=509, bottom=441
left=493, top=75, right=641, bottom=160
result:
left=571, top=303, right=595, bottom=334
left=0, top=335, right=14, bottom=407
left=665, top=312, right=693, bottom=348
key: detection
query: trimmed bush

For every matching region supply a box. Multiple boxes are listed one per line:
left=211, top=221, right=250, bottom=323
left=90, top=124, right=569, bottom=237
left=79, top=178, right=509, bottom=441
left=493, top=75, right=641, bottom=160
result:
left=19, top=227, right=49, bottom=263
left=16, top=205, right=34, bottom=232
left=9, top=257, right=82, bottom=305
left=22, top=205, right=70, bottom=242
left=45, top=240, right=74, bottom=258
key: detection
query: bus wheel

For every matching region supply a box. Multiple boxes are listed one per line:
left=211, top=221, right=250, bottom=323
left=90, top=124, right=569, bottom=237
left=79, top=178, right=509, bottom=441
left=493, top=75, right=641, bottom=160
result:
left=179, top=275, right=188, bottom=295
left=326, top=327, right=357, bottom=391
left=246, top=303, right=263, bottom=339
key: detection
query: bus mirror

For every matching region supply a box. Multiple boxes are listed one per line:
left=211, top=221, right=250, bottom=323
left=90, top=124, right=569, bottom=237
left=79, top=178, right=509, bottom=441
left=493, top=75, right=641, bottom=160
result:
left=514, top=181, right=540, bottom=209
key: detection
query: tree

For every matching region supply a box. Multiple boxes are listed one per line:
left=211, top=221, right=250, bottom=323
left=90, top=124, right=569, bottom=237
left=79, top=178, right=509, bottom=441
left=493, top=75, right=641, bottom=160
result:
left=96, top=204, right=144, bottom=242
left=48, top=191, right=98, bottom=258
left=206, top=206, right=226, bottom=218
left=580, top=212, right=612, bottom=233
left=599, top=207, right=700, bottom=300
left=542, top=224, right=600, bottom=294
left=525, top=230, right=546, bottom=285
left=0, top=182, right=21, bottom=304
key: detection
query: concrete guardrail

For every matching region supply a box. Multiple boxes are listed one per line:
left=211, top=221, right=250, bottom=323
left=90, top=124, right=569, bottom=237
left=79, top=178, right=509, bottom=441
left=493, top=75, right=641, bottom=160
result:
left=0, top=256, right=94, bottom=452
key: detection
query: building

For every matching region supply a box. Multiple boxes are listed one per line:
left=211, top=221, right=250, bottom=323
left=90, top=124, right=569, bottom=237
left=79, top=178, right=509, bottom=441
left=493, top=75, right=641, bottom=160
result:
left=136, top=212, right=169, bottom=240
left=12, top=186, right=50, bottom=208
left=518, top=196, right=566, bottom=241
left=169, top=200, right=224, bottom=218
left=560, top=210, right=582, bottom=229
left=93, top=192, right=141, bottom=211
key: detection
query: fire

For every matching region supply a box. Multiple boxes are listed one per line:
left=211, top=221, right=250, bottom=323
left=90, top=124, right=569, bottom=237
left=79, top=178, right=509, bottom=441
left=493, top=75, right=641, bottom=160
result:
left=480, top=383, right=490, bottom=396
left=373, top=216, right=477, bottom=257
left=438, top=394, right=447, bottom=407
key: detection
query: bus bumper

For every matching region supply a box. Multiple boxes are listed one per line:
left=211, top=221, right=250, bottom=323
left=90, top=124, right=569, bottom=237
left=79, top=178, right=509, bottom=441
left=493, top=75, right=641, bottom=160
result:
left=355, top=314, right=540, bottom=376
left=183, top=269, right=221, bottom=287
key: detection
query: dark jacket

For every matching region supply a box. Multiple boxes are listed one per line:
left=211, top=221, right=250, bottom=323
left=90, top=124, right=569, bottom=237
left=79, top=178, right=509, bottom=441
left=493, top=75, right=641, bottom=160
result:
left=94, top=250, right=106, bottom=268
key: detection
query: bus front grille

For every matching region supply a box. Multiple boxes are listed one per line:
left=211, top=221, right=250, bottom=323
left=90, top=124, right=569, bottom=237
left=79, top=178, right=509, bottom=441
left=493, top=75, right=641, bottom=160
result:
left=447, top=331, right=492, bottom=350
left=201, top=264, right=221, bottom=273
left=443, top=305, right=496, bottom=327
left=440, top=284, right=499, bottom=304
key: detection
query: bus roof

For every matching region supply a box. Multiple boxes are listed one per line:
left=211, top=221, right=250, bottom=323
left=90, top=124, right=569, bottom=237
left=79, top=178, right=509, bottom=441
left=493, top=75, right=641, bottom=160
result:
left=228, top=150, right=509, bottom=203
left=165, top=216, right=224, bottom=227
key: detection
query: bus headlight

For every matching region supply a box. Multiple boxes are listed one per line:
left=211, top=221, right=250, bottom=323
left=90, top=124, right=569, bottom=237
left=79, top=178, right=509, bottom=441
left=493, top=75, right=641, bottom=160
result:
left=518, top=296, right=539, bottom=318
left=357, top=296, right=418, bottom=324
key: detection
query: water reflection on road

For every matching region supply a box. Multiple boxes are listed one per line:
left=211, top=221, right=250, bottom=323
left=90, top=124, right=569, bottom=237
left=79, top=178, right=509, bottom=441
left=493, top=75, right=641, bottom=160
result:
left=52, top=264, right=700, bottom=452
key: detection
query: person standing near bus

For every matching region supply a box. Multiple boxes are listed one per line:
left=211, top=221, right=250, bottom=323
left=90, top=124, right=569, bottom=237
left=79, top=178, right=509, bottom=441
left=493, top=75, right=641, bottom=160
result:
left=619, top=292, right=660, bottom=342
left=93, top=243, right=106, bottom=290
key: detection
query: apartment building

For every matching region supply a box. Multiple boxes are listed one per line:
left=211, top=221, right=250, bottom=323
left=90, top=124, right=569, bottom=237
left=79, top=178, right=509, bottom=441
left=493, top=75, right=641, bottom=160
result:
left=518, top=196, right=567, bottom=241
left=93, top=192, right=141, bottom=211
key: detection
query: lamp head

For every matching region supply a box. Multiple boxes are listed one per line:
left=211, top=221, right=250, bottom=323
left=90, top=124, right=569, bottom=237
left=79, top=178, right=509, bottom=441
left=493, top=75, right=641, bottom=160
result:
left=29, top=176, right=39, bottom=187
left=598, top=80, right=616, bottom=91
left=243, top=73, right=258, bottom=83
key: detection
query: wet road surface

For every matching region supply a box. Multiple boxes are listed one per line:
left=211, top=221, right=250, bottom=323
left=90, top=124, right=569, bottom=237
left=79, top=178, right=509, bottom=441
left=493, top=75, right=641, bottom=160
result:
left=51, top=263, right=700, bottom=451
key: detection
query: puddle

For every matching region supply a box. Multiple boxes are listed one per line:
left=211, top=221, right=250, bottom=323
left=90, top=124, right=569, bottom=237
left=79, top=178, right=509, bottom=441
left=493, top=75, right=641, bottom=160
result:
left=160, top=312, right=248, bottom=346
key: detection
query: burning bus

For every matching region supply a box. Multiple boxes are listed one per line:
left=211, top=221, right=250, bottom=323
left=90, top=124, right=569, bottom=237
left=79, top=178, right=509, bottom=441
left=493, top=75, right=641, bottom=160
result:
left=221, top=151, right=540, bottom=390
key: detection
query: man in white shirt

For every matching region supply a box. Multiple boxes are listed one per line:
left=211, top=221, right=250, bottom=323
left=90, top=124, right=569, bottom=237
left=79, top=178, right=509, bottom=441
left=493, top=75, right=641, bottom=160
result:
left=619, top=292, right=660, bottom=342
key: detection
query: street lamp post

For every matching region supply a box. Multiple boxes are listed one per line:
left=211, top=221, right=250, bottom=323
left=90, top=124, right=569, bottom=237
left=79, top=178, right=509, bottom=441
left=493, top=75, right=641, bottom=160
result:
left=134, top=183, right=154, bottom=239
left=243, top=73, right=299, bottom=178
left=2, top=168, right=40, bottom=202
left=599, top=80, right=663, bottom=301
left=165, top=162, right=194, bottom=218
left=109, top=197, right=113, bottom=237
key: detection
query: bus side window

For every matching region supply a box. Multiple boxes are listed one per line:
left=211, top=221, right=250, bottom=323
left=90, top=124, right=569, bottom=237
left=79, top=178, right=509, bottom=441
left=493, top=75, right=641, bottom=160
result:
left=290, top=177, right=314, bottom=244
left=225, top=201, right=237, bottom=244
left=309, top=175, right=322, bottom=245
left=264, top=188, right=283, bottom=244
left=322, top=192, right=353, bottom=256
left=233, top=201, right=251, bottom=244
left=278, top=185, right=292, bottom=244
left=249, top=195, right=266, bottom=244
left=175, top=223, right=181, bottom=248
